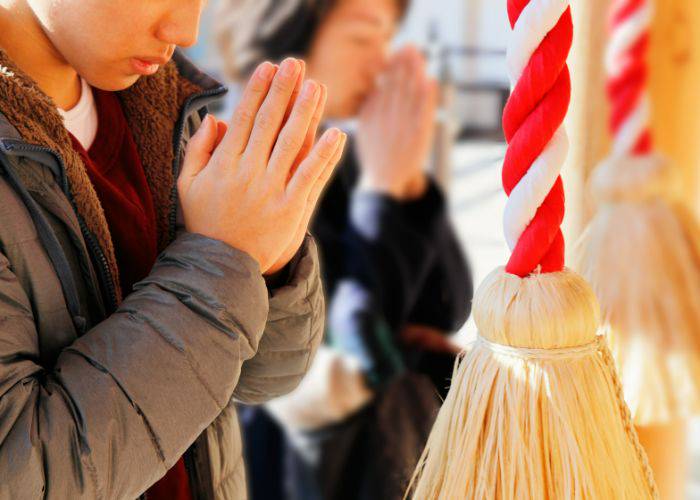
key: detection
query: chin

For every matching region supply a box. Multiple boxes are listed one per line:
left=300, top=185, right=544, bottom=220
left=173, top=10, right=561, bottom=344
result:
left=86, top=73, right=141, bottom=92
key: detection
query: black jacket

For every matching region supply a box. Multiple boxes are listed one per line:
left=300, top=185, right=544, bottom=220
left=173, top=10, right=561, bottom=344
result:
left=312, top=143, right=473, bottom=388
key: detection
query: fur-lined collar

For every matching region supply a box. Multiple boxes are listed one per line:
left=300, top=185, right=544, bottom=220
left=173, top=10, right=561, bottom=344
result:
left=0, top=49, right=223, bottom=300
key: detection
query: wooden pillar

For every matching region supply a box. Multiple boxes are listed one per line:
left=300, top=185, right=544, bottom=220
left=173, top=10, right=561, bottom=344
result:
left=563, top=0, right=610, bottom=245
left=566, top=0, right=700, bottom=235
left=648, top=0, right=700, bottom=208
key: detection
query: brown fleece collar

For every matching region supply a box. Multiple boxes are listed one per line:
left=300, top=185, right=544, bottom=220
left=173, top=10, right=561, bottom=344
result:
left=0, top=49, right=202, bottom=301
left=118, top=61, right=202, bottom=253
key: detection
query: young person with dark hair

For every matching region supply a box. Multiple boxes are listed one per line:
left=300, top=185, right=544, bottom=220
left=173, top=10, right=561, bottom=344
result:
left=217, top=1, right=473, bottom=498
left=0, top=1, right=344, bottom=498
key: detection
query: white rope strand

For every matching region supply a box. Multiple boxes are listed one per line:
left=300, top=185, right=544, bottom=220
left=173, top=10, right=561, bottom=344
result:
left=503, top=0, right=570, bottom=252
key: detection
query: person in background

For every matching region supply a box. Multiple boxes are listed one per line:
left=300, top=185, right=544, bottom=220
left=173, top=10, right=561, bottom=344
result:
left=216, top=0, right=473, bottom=498
left=0, top=0, right=342, bottom=498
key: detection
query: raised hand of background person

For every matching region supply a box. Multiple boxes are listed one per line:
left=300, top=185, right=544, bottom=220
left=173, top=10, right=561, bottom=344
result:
left=355, top=46, right=438, bottom=200
left=178, top=58, right=346, bottom=275
left=400, top=324, right=461, bottom=355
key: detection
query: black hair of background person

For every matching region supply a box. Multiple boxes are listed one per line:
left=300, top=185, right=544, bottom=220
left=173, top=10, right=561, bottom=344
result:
left=232, top=0, right=320, bottom=76
left=217, top=0, right=410, bottom=79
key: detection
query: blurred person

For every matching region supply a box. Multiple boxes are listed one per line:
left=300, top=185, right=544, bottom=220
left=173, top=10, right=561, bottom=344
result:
left=0, top=0, right=345, bottom=498
left=216, top=0, right=473, bottom=498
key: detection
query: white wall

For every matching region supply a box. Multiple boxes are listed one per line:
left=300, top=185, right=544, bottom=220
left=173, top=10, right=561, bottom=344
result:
left=395, top=0, right=510, bottom=85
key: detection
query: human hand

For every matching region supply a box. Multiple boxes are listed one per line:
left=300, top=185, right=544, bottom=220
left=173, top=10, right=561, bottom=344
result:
left=267, top=80, right=347, bottom=275
left=400, top=324, right=461, bottom=355
left=356, top=46, right=437, bottom=200
left=178, top=58, right=346, bottom=274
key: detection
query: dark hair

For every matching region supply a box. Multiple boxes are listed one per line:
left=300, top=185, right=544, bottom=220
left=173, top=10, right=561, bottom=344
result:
left=215, top=0, right=409, bottom=81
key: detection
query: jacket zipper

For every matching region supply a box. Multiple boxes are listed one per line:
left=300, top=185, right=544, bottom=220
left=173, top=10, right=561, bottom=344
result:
left=171, top=87, right=227, bottom=500
left=1, top=141, right=120, bottom=311
left=4, top=82, right=227, bottom=499
left=167, top=87, right=226, bottom=243
left=78, top=215, right=119, bottom=311
left=1, top=87, right=225, bottom=312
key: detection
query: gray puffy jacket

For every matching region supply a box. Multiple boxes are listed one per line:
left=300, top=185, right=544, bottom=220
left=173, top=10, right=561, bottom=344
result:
left=0, top=49, right=324, bottom=499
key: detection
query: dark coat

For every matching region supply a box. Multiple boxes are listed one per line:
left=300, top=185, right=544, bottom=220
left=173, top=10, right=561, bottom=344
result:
left=314, top=144, right=473, bottom=388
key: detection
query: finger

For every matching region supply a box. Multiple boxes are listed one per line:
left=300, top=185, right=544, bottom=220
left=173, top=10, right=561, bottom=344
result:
left=406, top=48, right=425, bottom=98
left=286, top=128, right=343, bottom=200
left=283, top=59, right=306, bottom=125
left=289, top=83, right=327, bottom=180
left=242, top=58, right=303, bottom=168
left=387, top=48, right=403, bottom=70
left=179, top=114, right=218, bottom=183
left=295, top=132, right=347, bottom=231
left=215, top=120, right=228, bottom=148
left=416, top=78, right=438, bottom=134
left=212, top=61, right=277, bottom=166
left=390, top=54, right=411, bottom=115
left=401, top=325, right=461, bottom=354
left=384, top=52, right=406, bottom=114
left=267, top=79, right=322, bottom=182
left=305, top=132, right=346, bottom=208
left=358, top=82, right=380, bottom=122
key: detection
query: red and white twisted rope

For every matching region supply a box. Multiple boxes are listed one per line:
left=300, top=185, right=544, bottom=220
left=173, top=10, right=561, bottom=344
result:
left=607, top=0, right=653, bottom=156
left=502, top=0, right=573, bottom=277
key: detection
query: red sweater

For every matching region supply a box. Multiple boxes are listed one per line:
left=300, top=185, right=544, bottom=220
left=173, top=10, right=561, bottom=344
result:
left=70, top=88, right=193, bottom=500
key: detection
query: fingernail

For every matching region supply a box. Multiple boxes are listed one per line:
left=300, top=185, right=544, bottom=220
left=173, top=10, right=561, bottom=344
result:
left=257, top=62, right=274, bottom=80
left=280, top=58, right=298, bottom=77
left=302, top=80, right=318, bottom=99
left=327, top=128, right=340, bottom=143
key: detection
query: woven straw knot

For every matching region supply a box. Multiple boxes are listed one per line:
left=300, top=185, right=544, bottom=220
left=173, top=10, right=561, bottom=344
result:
left=477, top=335, right=603, bottom=361
left=590, top=153, right=678, bottom=204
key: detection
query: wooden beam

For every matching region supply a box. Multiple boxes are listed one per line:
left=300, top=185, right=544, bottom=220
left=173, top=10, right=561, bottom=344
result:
left=564, top=0, right=610, bottom=243
left=648, top=0, right=700, bottom=208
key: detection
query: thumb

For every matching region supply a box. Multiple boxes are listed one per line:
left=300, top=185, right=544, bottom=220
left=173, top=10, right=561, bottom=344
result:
left=215, top=119, right=228, bottom=148
left=180, top=114, right=218, bottom=184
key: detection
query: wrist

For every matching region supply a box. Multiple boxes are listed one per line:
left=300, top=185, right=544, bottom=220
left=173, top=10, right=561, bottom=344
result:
left=264, top=258, right=287, bottom=277
left=403, top=173, right=428, bottom=200
left=357, top=172, right=407, bottom=199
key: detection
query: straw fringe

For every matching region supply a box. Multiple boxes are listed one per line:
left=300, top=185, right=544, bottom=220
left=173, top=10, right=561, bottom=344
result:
left=408, top=268, right=657, bottom=499
left=577, top=154, right=700, bottom=425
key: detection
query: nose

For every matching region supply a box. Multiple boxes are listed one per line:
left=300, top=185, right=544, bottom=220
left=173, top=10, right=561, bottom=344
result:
left=154, top=0, right=204, bottom=48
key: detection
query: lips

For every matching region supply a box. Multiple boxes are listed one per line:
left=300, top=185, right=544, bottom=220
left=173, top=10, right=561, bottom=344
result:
left=131, top=54, right=171, bottom=76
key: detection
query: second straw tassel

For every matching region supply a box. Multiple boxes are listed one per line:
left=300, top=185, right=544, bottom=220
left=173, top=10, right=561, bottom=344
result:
left=575, top=0, right=700, bottom=427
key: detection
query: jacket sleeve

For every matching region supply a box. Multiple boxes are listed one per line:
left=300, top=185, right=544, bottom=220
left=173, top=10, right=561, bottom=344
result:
left=0, top=233, right=269, bottom=500
left=326, top=181, right=448, bottom=386
left=327, top=179, right=473, bottom=387
left=404, top=183, right=474, bottom=332
left=233, top=235, right=325, bottom=404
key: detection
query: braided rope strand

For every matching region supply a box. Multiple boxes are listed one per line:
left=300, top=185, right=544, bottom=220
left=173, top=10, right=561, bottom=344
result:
left=502, top=0, right=572, bottom=276
left=598, top=340, right=660, bottom=498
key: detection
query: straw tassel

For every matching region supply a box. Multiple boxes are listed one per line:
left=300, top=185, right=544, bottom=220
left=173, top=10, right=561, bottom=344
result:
left=575, top=0, right=700, bottom=425
left=408, top=0, right=658, bottom=497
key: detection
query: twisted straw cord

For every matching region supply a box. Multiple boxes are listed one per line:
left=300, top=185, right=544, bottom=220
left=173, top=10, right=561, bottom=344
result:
left=476, top=335, right=599, bottom=360
left=598, top=338, right=660, bottom=498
